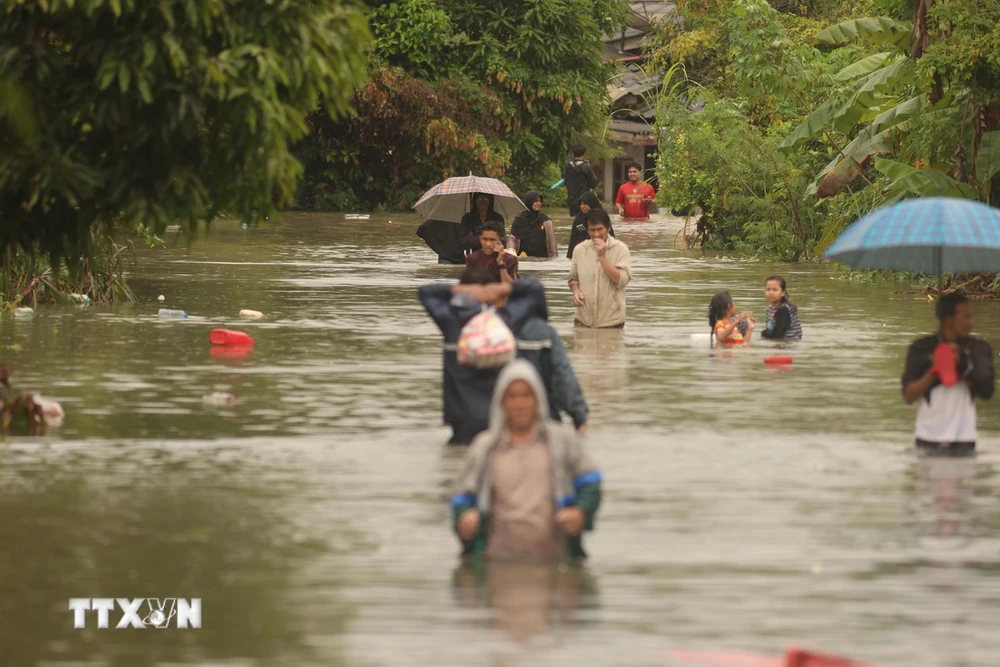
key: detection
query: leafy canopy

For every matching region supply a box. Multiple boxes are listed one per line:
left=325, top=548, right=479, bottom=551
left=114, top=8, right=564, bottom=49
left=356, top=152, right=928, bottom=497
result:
left=294, top=0, right=629, bottom=212
left=0, top=0, right=371, bottom=260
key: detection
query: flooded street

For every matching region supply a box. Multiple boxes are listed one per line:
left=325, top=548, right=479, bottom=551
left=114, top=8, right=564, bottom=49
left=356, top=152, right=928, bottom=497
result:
left=2, top=212, right=999, bottom=667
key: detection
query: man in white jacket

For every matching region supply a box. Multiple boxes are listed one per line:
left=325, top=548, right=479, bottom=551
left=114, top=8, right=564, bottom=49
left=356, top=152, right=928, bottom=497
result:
left=568, top=209, right=631, bottom=328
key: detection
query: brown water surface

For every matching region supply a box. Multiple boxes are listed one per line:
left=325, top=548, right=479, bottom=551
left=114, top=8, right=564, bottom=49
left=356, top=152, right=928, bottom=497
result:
left=1, top=212, right=998, bottom=667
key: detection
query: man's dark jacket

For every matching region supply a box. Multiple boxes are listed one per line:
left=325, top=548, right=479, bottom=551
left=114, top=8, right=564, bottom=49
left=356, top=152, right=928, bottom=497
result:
left=419, top=279, right=589, bottom=439
left=563, top=159, right=599, bottom=216
left=901, top=334, right=995, bottom=403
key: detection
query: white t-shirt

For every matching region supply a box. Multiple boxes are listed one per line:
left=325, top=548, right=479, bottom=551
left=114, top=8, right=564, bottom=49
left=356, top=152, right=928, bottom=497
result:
left=915, top=382, right=977, bottom=442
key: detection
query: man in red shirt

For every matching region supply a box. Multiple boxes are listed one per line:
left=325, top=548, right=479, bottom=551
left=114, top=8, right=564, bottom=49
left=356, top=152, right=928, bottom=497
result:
left=615, top=162, right=656, bottom=221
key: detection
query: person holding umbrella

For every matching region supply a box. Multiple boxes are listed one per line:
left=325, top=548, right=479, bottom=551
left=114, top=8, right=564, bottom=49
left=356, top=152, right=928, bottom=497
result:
left=460, top=192, right=507, bottom=249
left=901, top=291, right=994, bottom=455
left=414, top=177, right=524, bottom=263
left=823, top=196, right=1000, bottom=454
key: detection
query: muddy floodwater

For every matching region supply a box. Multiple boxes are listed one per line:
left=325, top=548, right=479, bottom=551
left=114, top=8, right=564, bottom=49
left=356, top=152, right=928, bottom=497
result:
left=1, top=212, right=998, bottom=667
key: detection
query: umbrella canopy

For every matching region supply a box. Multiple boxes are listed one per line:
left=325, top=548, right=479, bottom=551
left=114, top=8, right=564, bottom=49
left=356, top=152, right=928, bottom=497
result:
left=824, top=197, right=1000, bottom=274
left=413, top=176, right=526, bottom=223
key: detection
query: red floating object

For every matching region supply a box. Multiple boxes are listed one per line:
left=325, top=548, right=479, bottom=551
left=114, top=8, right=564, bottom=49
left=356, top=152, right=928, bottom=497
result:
left=668, top=648, right=871, bottom=667
left=209, top=344, right=254, bottom=361
left=210, top=328, right=254, bottom=346
left=764, top=355, right=793, bottom=365
left=784, top=648, right=870, bottom=667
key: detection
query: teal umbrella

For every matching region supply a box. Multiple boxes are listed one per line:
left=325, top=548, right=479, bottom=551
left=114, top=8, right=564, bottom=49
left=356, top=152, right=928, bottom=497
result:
left=824, top=197, right=1000, bottom=275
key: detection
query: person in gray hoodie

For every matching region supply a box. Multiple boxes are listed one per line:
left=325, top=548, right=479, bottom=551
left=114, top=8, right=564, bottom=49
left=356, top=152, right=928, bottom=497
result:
left=450, top=360, right=602, bottom=561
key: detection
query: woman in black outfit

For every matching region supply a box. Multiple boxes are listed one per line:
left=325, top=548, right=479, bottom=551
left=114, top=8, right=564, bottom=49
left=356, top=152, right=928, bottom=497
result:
left=459, top=192, right=506, bottom=252
left=508, top=191, right=557, bottom=258
left=567, top=192, right=614, bottom=259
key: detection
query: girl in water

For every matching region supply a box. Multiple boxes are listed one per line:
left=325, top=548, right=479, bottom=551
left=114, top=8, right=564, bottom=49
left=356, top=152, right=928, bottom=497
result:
left=709, top=291, right=755, bottom=346
left=760, top=275, right=802, bottom=340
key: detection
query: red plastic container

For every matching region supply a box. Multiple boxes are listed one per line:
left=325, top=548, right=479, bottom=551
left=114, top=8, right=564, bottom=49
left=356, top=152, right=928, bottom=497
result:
left=209, top=329, right=254, bottom=346
left=784, top=648, right=870, bottom=667
left=764, top=355, right=793, bottom=365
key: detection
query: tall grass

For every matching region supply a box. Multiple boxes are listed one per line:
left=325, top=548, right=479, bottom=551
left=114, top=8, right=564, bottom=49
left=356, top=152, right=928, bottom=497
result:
left=0, top=225, right=149, bottom=309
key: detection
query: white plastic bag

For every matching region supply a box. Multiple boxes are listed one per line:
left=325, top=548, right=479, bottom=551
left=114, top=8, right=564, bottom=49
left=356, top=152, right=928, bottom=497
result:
left=457, top=307, right=516, bottom=368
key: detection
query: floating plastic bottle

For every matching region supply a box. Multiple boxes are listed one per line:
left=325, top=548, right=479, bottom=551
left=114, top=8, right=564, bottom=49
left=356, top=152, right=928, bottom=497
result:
left=239, top=309, right=264, bottom=319
left=158, top=308, right=188, bottom=318
left=14, top=307, right=33, bottom=317
left=68, top=293, right=91, bottom=305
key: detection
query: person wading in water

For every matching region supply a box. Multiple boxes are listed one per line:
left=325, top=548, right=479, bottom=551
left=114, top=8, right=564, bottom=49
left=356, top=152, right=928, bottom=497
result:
left=460, top=192, right=506, bottom=250
left=450, top=360, right=601, bottom=561
left=563, top=144, right=599, bottom=218
left=508, top=191, right=557, bottom=258
left=465, top=221, right=518, bottom=282
left=568, top=210, right=631, bottom=329
left=902, top=291, right=995, bottom=455
left=615, top=163, right=656, bottom=221
left=567, top=192, right=613, bottom=260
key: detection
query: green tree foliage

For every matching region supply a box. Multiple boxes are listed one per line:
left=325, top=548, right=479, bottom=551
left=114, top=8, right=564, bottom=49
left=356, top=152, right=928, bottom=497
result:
left=651, top=0, right=1000, bottom=264
left=369, top=0, right=458, bottom=78
left=789, top=0, right=1000, bottom=253
left=294, top=0, right=629, bottom=211
left=658, top=91, right=820, bottom=260
left=0, top=0, right=371, bottom=266
left=652, top=0, right=863, bottom=259
left=298, top=67, right=512, bottom=213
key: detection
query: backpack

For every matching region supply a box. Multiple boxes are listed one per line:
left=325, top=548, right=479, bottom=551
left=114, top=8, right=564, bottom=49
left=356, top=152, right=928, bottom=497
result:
left=457, top=307, right=516, bottom=368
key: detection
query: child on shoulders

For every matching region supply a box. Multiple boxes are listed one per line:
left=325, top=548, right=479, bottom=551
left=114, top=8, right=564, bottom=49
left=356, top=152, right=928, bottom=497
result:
left=709, top=291, right=755, bottom=345
left=760, top=275, right=802, bottom=340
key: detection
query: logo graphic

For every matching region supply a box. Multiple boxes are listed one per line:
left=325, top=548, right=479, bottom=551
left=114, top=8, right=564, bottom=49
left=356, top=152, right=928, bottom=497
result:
left=69, top=598, right=201, bottom=629
left=143, top=599, right=177, bottom=629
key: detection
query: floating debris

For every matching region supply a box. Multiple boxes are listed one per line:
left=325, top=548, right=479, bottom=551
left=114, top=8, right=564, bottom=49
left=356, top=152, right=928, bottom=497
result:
left=33, top=395, right=65, bottom=427
left=202, top=392, right=236, bottom=406
left=239, top=309, right=264, bottom=319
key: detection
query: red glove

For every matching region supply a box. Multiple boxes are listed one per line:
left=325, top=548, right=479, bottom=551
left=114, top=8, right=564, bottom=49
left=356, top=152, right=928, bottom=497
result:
left=931, top=342, right=959, bottom=387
